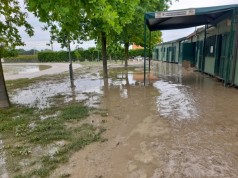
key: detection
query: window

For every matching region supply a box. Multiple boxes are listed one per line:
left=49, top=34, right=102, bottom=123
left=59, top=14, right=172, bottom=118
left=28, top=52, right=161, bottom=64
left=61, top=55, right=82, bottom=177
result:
left=205, top=35, right=216, bottom=57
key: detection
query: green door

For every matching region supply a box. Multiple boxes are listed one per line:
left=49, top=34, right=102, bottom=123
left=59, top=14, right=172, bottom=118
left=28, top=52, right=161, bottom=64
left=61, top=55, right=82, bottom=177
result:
left=216, top=34, right=229, bottom=79
left=198, top=41, right=204, bottom=71
left=172, top=46, right=176, bottom=63
left=156, top=49, right=159, bottom=60
left=181, top=42, right=196, bottom=65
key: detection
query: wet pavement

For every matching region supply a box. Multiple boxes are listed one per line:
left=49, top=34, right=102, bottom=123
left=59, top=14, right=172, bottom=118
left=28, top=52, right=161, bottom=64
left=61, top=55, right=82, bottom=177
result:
left=6, top=61, right=238, bottom=177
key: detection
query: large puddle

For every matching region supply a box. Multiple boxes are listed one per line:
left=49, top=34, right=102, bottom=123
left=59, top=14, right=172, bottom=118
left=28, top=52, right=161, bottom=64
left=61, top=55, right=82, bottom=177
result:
left=2, top=64, right=51, bottom=75
left=7, top=62, right=238, bottom=177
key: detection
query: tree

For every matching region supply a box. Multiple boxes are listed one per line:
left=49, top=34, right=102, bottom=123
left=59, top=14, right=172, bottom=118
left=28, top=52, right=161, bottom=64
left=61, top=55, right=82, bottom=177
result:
left=26, top=0, right=140, bottom=78
left=0, top=0, right=33, bottom=108
left=26, top=0, right=91, bottom=86
left=87, top=0, right=139, bottom=77
left=117, top=0, right=171, bottom=67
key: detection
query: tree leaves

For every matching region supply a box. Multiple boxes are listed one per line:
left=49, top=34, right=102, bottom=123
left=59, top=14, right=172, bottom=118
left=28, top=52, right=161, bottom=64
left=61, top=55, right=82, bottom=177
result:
left=0, top=0, right=34, bottom=47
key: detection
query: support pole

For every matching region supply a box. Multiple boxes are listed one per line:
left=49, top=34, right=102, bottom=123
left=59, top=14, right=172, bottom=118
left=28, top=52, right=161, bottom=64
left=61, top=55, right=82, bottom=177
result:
left=68, top=38, right=74, bottom=87
left=226, top=9, right=235, bottom=85
left=144, top=19, right=147, bottom=86
left=149, top=31, right=151, bottom=73
left=202, top=25, right=207, bottom=73
left=231, top=12, right=238, bottom=85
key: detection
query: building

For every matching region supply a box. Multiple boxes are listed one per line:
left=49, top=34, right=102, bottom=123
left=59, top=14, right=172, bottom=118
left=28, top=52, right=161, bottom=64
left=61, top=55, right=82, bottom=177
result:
left=148, top=5, right=238, bottom=86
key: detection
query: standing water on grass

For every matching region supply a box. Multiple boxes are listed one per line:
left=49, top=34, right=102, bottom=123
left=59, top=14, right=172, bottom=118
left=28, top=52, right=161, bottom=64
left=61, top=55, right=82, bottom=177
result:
left=9, top=62, right=238, bottom=177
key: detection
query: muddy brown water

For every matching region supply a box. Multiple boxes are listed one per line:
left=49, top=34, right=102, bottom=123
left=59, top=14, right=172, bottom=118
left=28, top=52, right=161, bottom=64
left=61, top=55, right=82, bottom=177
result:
left=4, top=61, right=238, bottom=177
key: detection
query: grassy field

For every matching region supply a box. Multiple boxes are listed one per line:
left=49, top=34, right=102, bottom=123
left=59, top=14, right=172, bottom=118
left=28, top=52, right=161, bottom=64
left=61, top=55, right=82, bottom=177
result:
left=1, top=66, right=107, bottom=177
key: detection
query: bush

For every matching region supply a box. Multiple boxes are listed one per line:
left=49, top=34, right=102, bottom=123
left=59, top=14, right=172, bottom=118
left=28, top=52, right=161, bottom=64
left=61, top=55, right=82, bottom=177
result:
left=128, top=49, right=144, bottom=58
left=37, top=48, right=146, bottom=63
left=4, top=55, right=38, bottom=63
left=38, top=51, right=77, bottom=62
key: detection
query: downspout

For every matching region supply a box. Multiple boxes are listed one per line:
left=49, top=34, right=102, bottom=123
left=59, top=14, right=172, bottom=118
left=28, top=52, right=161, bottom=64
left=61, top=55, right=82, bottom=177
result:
left=144, top=17, right=147, bottom=86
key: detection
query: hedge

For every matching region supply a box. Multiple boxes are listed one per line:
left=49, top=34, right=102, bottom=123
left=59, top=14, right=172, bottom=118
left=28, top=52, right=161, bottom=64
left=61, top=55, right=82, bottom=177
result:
left=4, top=55, right=38, bottom=63
left=38, top=51, right=77, bottom=62
left=128, top=49, right=144, bottom=58
left=37, top=49, right=146, bottom=62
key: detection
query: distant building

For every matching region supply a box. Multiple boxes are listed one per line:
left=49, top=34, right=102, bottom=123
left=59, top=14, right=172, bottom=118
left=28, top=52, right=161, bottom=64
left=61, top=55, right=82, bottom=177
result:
left=132, top=44, right=143, bottom=50
left=152, top=4, right=238, bottom=86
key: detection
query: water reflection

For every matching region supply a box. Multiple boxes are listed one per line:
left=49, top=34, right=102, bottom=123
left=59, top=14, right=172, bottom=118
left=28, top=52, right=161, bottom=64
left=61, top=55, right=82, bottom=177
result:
left=0, top=137, right=8, bottom=178
left=153, top=62, right=182, bottom=83
left=3, top=64, right=51, bottom=75
left=11, top=76, right=104, bottom=109
left=154, top=81, right=198, bottom=120
left=10, top=62, right=232, bottom=122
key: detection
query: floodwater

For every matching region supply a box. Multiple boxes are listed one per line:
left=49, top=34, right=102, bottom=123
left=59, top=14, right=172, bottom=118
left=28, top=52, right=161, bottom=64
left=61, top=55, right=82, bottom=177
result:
left=7, top=62, right=238, bottom=177
left=2, top=64, right=51, bottom=75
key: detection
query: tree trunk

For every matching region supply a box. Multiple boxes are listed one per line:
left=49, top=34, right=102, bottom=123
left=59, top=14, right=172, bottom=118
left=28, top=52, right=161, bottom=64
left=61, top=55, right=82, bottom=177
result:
left=68, top=39, right=74, bottom=87
left=124, top=42, right=129, bottom=68
left=0, top=48, right=10, bottom=108
left=101, top=32, right=108, bottom=78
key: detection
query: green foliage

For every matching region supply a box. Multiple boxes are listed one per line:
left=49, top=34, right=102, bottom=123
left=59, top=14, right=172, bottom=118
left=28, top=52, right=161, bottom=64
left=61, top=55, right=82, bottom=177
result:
left=116, top=0, right=170, bottom=57
left=107, top=43, right=124, bottom=60
left=2, top=48, right=18, bottom=57
left=129, top=49, right=144, bottom=58
left=0, top=0, right=34, bottom=108
left=17, top=49, right=39, bottom=55
left=26, top=0, right=88, bottom=49
left=60, top=105, right=89, bottom=120
left=37, top=48, right=145, bottom=62
left=76, top=47, right=100, bottom=62
left=0, top=0, right=34, bottom=47
left=38, top=51, right=77, bottom=62
left=4, top=55, right=38, bottom=63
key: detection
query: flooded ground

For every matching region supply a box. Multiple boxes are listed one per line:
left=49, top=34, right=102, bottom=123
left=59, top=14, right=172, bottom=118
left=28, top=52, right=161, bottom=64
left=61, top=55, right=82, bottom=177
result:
left=2, top=64, right=51, bottom=75
left=3, top=63, right=81, bottom=80
left=4, top=61, right=238, bottom=177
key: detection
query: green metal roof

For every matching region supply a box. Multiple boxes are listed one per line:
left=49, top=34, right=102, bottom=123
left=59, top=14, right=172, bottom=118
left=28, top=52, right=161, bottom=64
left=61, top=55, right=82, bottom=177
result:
left=145, top=4, right=238, bottom=31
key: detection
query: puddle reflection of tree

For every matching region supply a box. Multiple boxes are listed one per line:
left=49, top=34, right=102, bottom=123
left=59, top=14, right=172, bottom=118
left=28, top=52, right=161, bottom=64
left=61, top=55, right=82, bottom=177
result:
left=70, top=84, right=76, bottom=102
left=103, top=69, right=131, bottom=98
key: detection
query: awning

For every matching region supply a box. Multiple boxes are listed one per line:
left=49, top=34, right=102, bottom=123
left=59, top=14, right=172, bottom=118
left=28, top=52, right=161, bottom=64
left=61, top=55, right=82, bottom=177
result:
left=143, top=4, right=238, bottom=86
left=145, top=4, right=238, bottom=31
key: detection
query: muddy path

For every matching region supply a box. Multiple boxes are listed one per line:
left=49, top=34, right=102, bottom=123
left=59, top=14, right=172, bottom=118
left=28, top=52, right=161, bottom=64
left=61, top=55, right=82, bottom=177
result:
left=49, top=62, right=238, bottom=178
left=3, top=61, right=238, bottom=177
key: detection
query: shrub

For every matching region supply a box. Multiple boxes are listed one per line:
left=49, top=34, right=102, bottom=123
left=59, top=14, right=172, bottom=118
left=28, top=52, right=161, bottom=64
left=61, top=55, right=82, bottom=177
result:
left=4, top=55, right=38, bottom=63
left=38, top=51, right=77, bottom=62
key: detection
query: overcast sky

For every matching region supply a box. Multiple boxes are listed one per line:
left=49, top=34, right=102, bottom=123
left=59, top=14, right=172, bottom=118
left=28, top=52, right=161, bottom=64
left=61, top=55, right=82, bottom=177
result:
left=18, top=0, right=238, bottom=51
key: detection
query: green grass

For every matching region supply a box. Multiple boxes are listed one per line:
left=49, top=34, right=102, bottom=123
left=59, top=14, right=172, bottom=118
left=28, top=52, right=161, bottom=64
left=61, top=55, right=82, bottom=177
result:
left=0, top=103, right=105, bottom=177
left=61, top=104, right=89, bottom=120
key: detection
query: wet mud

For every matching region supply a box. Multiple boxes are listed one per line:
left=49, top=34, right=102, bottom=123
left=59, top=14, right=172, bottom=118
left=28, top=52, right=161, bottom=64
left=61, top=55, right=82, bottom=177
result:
left=7, top=61, right=238, bottom=177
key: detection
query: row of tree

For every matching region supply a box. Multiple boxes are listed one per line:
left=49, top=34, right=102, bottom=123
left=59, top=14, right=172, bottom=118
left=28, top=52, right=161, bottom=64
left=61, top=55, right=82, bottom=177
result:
left=25, top=0, right=170, bottom=76
left=0, top=0, right=171, bottom=108
left=37, top=48, right=145, bottom=62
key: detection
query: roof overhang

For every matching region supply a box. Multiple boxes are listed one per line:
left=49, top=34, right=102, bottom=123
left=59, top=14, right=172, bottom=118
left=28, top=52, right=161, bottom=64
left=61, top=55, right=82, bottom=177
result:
left=145, top=4, right=238, bottom=31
